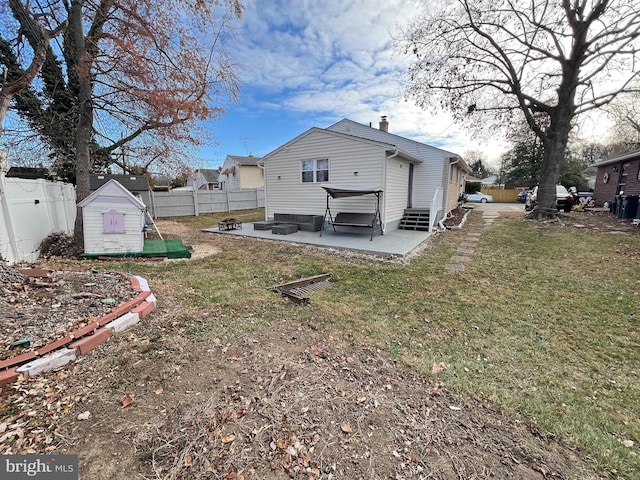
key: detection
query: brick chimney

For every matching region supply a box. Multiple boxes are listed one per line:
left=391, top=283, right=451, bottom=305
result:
left=379, top=115, right=389, bottom=132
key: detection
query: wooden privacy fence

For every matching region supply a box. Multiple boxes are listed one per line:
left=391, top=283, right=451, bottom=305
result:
left=150, top=187, right=265, bottom=218
left=480, top=186, right=520, bottom=203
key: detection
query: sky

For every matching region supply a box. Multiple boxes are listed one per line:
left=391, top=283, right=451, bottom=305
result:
left=197, top=0, right=510, bottom=169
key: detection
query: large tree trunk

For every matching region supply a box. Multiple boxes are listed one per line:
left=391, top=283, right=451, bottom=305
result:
left=70, top=0, right=94, bottom=249
left=528, top=78, right=576, bottom=219
left=532, top=134, right=568, bottom=218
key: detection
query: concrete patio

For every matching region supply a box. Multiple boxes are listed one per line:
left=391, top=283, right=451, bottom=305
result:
left=202, top=203, right=525, bottom=258
left=202, top=223, right=433, bottom=258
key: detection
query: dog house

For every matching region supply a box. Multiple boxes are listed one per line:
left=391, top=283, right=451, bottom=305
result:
left=78, top=179, right=146, bottom=254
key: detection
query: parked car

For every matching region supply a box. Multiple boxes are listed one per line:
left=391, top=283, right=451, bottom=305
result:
left=466, top=192, right=493, bottom=203
left=531, top=185, right=573, bottom=212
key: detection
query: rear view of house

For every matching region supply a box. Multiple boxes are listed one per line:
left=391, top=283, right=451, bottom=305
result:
left=327, top=118, right=468, bottom=217
left=260, top=117, right=469, bottom=234
left=188, top=168, right=220, bottom=190
left=218, top=155, right=263, bottom=190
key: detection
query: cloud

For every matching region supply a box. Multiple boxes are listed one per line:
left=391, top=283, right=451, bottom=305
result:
left=229, top=0, right=509, bottom=163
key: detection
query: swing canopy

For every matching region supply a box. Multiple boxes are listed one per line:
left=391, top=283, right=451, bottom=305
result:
left=321, top=184, right=383, bottom=198
left=320, top=184, right=384, bottom=241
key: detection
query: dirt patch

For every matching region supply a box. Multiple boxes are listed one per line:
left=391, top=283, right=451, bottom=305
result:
left=151, top=218, right=223, bottom=260
left=2, top=319, right=597, bottom=479
left=441, top=207, right=468, bottom=228
left=3, top=210, right=631, bottom=478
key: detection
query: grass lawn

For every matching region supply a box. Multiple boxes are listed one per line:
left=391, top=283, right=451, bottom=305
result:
left=131, top=208, right=640, bottom=478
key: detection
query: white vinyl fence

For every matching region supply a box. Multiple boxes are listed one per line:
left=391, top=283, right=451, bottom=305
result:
left=0, top=180, right=263, bottom=263
left=150, top=187, right=264, bottom=218
left=0, top=174, right=76, bottom=264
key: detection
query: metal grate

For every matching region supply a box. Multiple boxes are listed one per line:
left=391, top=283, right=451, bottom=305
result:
left=270, top=274, right=332, bottom=304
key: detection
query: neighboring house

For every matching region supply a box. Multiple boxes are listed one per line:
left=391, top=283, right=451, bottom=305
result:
left=218, top=155, right=263, bottom=190
left=260, top=117, right=469, bottom=233
left=188, top=168, right=220, bottom=190
left=480, top=175, right=498, bottom=186
left=591, top=149, right=640, bottom=211
left=90, top=173, right=151, bottom=210
left=78, top=179, right=146, bottom=254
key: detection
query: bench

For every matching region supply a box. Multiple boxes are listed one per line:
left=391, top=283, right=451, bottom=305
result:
left=330, top=212, right=381, bottom=241
left=332, top=212, right=376, bottom=228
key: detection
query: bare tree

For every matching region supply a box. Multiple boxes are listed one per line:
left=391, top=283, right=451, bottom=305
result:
left=0, top=0, right=65, bottom=138
left=6, top=0, right=242, bottom=246
left=605, top=86, right=640, bottom=150
left=464, top=150, right=492, bottom=178
left=399, top=0, right=640, bottom=218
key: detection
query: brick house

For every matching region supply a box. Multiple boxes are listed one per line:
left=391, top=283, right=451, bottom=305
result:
left=592, top=149, right=640, bottom=216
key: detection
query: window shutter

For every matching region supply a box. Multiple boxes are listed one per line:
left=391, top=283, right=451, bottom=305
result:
left=103, top=210, right=125, bottom=233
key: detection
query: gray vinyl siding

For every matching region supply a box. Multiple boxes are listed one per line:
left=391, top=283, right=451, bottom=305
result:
left=328, top=120, right=455, bottom=209
left=264, top=130, right=385, bottom=219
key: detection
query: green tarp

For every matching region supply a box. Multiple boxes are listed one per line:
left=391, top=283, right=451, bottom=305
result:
left=80, top=239, right=191, bottom=260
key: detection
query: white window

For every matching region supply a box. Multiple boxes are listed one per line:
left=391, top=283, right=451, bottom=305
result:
left=103, top=209, right=125, bottom=233
left=301, top=159, right=329, bottom=183
left=618, top=162, right=630, bottom=195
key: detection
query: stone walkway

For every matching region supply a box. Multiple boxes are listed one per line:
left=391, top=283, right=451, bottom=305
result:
left=444, top=207, right=502, bottom=273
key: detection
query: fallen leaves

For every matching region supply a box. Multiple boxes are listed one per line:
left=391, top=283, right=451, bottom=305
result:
left=120, top=395, right=134, bottom=408
left=0, top=376, right=73, bottom=454
left=221, top=434, right=236, bottom=444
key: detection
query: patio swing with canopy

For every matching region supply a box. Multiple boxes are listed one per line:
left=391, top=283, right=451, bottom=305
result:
left=320, top=184, right=384, bottom=241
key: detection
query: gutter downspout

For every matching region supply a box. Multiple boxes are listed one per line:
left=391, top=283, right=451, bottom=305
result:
left=256, top=159, right=267, bottom=220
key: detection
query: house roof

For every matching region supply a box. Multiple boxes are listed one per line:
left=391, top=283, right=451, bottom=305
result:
left=6, top=167, right=53, bottom=180
left=197, top=169, right=220, bottom=183
left=221, top=155, right=262, bottom=175
left=226, top=155, right=261, bottom=166
left=327, top=118, right=471, bottom=171
left=78, top=179, right=146, bottom=209
left=260, top=127, right=424, bottom=165
left=590, top=149, right=640, bottom=167
left=90, top=174, right=149, bottom=192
